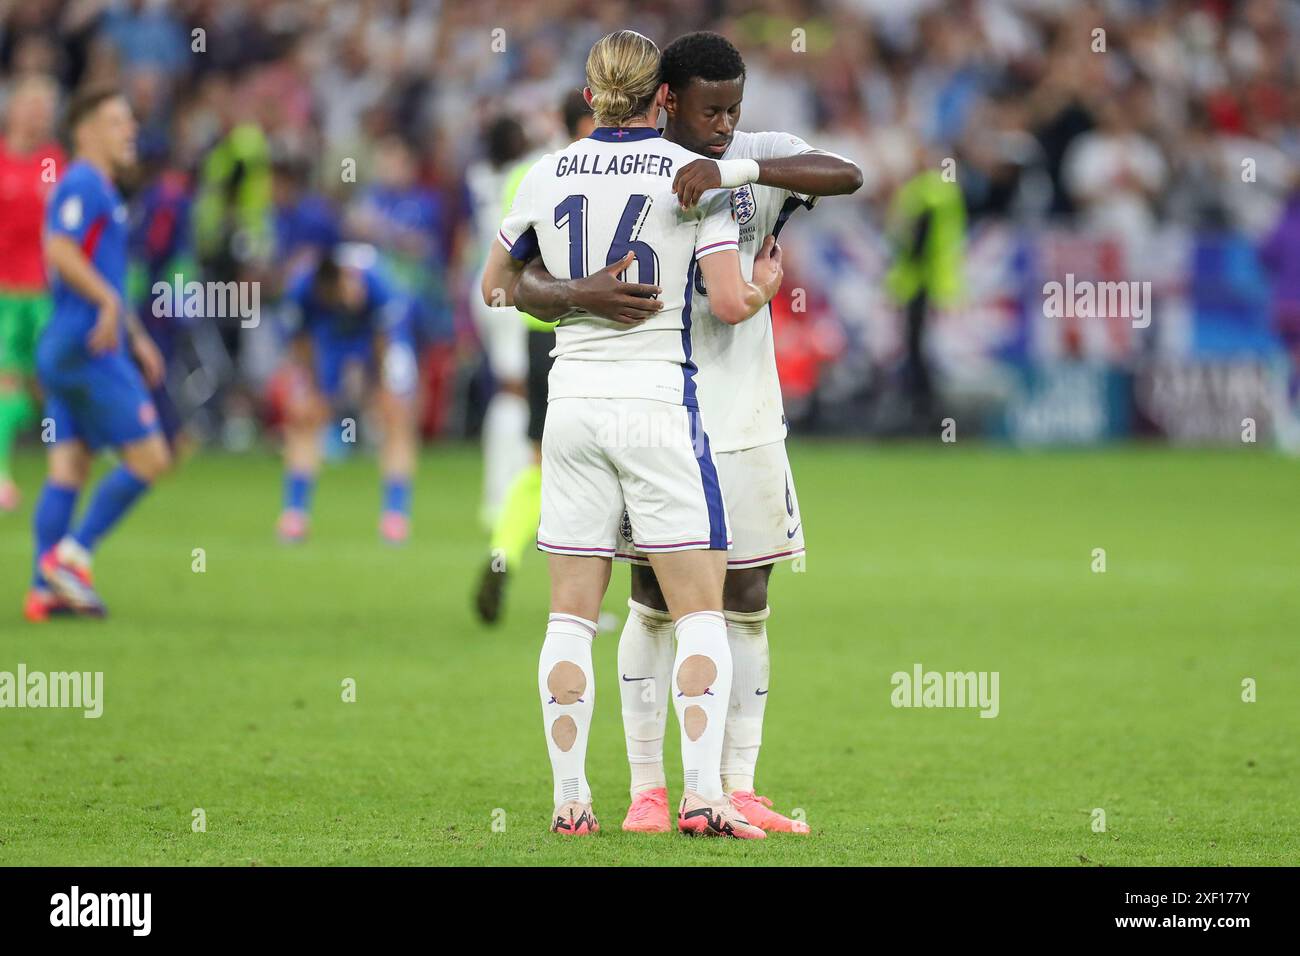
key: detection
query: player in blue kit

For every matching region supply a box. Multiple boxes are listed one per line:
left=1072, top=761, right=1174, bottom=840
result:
left=25, top=87, right=171, bottom=622
left=276, top=243, right=419, bottom=544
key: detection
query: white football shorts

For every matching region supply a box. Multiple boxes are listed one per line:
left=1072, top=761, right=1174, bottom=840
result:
left=616, top=439, right=804, bottom=568
left=538, top=397, right=731, bottom=557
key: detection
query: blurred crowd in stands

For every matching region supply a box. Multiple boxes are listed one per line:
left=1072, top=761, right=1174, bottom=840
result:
left=2, top=0, right=1298, bottom=442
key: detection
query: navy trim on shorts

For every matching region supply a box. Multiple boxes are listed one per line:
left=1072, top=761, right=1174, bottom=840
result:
left=679, top=257, right=727, bottom=550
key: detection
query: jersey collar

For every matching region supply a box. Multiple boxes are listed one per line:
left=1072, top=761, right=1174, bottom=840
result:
left=588, top=127, right=662, bottom=143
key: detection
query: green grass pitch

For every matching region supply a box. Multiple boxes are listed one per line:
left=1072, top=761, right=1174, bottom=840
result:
left=1, top=442, right=1296, bottom=865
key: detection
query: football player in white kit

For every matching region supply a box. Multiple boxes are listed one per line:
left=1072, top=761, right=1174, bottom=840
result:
left=512, top=32, right=863, bottom=835
left=480, top=30, right=784, bottom=838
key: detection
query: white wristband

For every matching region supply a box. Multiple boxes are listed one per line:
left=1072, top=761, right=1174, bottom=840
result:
left=715, top=158, right=759, bottom=188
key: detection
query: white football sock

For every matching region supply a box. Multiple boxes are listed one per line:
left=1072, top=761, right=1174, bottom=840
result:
left=672, top=610, right=732, bottom=802
left=721, top=606, right=770, bottom=795
left=617, top=599, right=675, bottom=798
left=480, top=391, right=530, bottom=525
left=539, top=613, right=597, bottom=806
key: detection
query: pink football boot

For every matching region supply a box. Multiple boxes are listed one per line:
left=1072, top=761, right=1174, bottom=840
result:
left=379, top=510, right=409, bottom=545
left=678, top=790, right=765, bottom=839
left=551, top=801, right=599, bottom=835
left=728, top=791, right=811, bottom=834
left=621, top=787, right=671, bottom=833
left=277, top=509, right=309, bottom=543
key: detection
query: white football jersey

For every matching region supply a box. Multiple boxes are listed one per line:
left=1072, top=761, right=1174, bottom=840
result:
left=497, top=127, right=739, bottom=406
left=688, top=130, right=820, bottom=453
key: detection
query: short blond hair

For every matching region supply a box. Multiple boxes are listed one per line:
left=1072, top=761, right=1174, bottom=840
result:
left=585, top=30, right=660, bottom=127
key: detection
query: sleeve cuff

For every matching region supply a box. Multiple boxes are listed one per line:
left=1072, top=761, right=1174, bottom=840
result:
left=498, top=227, right=540, bottom=262
left=695, top=239, right=739, bottom=259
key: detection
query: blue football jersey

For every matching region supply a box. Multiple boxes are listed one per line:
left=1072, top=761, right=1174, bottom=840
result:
left=44, top=160, right=130, bottom=352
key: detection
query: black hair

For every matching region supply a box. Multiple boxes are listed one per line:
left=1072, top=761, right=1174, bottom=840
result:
left=312, top=254, right=342, bottom=299
left=562, top=88, right=592, bottom=139
left=659, top=32, right=746, bottom=93
left=485, top=115, right=527, bottom=168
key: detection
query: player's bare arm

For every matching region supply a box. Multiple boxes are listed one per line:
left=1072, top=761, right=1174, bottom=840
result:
left=697, top=237, right=783, bottom=325
left=514, top=251, right=664, bottom=325
left=288, top=333, right=317, bottom=384
left=280, top=332, right=325, bottom=429
left=44, top=232, right=122, bottom=354
left=673, top=151, right=865, bottom=209
left=479, top=241, right=528, bottom=309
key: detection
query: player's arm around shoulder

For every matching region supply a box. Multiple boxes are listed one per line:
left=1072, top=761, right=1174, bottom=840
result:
left=482, top=153, right=553, bottom=309
left=480, top=230, right=531, bottom=309
left=672, top=131, right=864, bottom=208
left=749, top=130, right=863, bottom=198
left=514, top=253, right=663, bottom=325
